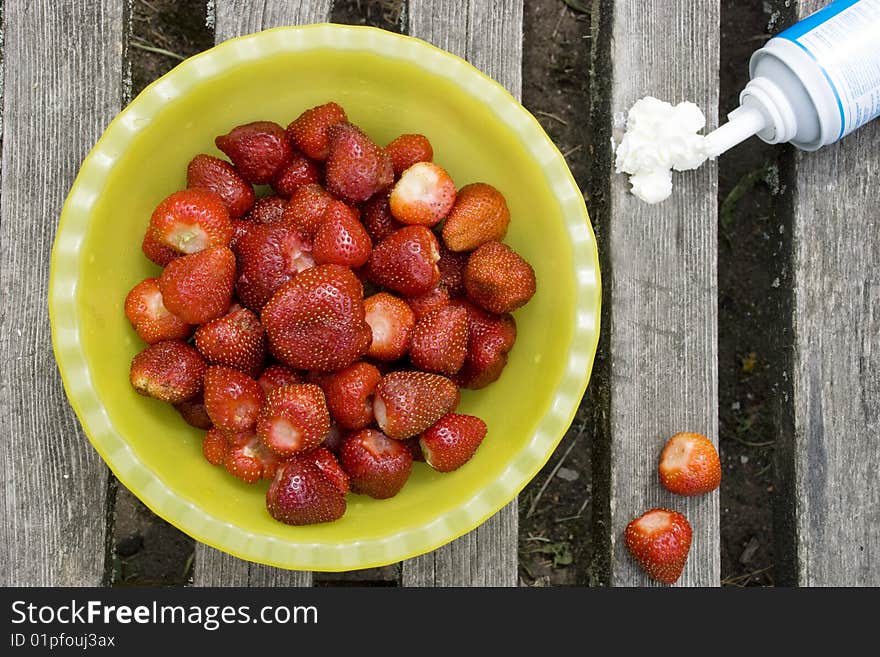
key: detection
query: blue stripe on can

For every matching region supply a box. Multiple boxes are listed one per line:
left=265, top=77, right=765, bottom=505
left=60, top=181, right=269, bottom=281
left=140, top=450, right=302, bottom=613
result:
left=778, top=0, right=861, bottom=40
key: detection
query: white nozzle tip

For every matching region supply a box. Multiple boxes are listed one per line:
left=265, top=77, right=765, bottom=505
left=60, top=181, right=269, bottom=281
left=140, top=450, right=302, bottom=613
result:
left=704, top=105, right=767, bottom=158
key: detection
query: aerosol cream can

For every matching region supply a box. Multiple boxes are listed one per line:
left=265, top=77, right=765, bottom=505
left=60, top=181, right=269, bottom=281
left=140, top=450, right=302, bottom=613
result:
left=707, top=0, right=880, bottom=155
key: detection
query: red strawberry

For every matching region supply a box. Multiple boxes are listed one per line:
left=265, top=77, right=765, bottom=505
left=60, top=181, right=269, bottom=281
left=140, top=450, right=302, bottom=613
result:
left=363, top=292, right=416, bottom=362
left=202, top=427, right=229, bottom=466
left=124, top=277, right=193, bottom=344
left=442, top=183, right=510, bottom=252
left=312, top=200, right=372, bottom=267
left=244, top=195, right=288, bottom=224
left=257, top=364, right=302, bottom=395
left=373, top=370, right=459, bottom=440
left=409, top=305, right=468, bottom=375
left=437, top=245, right=469, bottom=297
left=339, top=429, right=413, bottom=499
left=266, top=456, right=346, bottom=525
left=406, top=285, right=451, bottom=320
left=142, top=230, right=179, bottom=267
left=385, top=133, right=434, bottom=176
left=261, top=265, right=372, bottom=372
left=194, top=307, right=266, bottom=377
left=148, top=188, right=232, bottom=255
left=419, top=413, right=487, bottom=472
left=658, top=432, right=721, bottom=496
left=319, top=361, right=382, bottom=429
left=271, top=152, right=321, bottom=198
left=624, top=508, right=693, bottom=585
left=232, top=223, right=315, bottom=311
left=286, top=102, right=348, bottom=161
left=365, top=226, right=440, bottom=297
left=307, top=446, right=350, bottom=495
left=281, top=183, right=334, bottom=242
left=225, top=431, right=282, bottom=483
left=361, top=194, right=404, bottom=244
left=215, top=121, right=293, bottom=184
left=463, top=241, right=536, bottom=314
left=257, top=383, right=331, bottom=457
left=325, top=122, right=394, bottom=203
left=389, top=162, right=456, bottom=227
left=455, top=300, right=517, bottom=389
left=158, top=247, right=236, bottom=324
left=203, top=366, right=264, bottom=433
left=186, top=154, right=255, bottom=219
left=175, top=394, right=213, bottom=430
left=129, top=340, right=206, bottom=403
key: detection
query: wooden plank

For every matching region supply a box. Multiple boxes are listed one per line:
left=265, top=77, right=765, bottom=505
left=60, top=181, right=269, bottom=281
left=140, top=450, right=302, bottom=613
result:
left=408, top=0, right=522, bottom=99
left=603, top=1, right=721, bottom=586
left=194, top=546, right=314, bottom=586
left=0, top=0, right=126, bottom=586
left=213, top=0, right=334, bottom=40
left=402, top=0, right=522, bottom=588
left=191, top=0, right=334, bottom=588
left=786, top=0, right=880, bottom=588
left=402, top=502, right=518, bottom=586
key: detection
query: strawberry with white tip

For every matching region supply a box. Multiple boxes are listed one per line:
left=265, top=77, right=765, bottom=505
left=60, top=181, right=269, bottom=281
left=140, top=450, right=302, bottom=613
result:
left=224, top=431, right=282, bottom=483
left=658, top=432, right=721, bottom=496
left=124, top=277, right=193, bottom=344
left=363, top=292, right=416, bottom=362
left=257, top=383, right=331, bottom=457
left=389, top=162, right=456, bottom=227
left=129, top=341, right=206, bottom=404
left=420, top=413, right=487, bottom=472
left=148, top=188, right=232, bottom=255
left=624, top=508, right=693, bottom=585
left=373, top=370, right=459, bottom=440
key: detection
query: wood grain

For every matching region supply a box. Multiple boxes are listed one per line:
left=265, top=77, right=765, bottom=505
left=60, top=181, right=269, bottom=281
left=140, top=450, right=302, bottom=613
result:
left=787, top=0, right=880, bottom=587
left=401, top=502, right=518, bottom=586
left=191, top=0, right=334, bottom=588
left=402, top=0, right=522, bottom=587
left=213, top=0, right=334, bottom=41
left=604, top=0, right=721, bottom=586
left=0, top=0, right=125, bottom=586
left=193, top=546, right=312, bottom=586
left=408, top=0, right=522, bottom=99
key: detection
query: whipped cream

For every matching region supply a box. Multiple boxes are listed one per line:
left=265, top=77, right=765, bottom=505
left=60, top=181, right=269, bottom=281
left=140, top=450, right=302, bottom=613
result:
left=614, top=96, right=711, bottom=204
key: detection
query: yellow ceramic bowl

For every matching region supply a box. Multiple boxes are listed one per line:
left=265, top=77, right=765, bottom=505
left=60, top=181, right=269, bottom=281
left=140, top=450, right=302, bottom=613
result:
left=49, top=24, right=601, bottom=571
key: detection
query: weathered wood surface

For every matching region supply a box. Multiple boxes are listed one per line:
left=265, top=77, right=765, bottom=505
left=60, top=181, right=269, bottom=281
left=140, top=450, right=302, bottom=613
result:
left=0, top=0, right=126, bottom=586
left=786, top=0, right=880, bottom=588
left=603, top=0, right=721, bottom=586
left=193, top=546, right=313, bottom=587
left=191, top=0, right=334, bottom=588
left=401, top=0, right=522, bottom=588
left=408, top=0, right=522, bottom=100
left=213, top=0, right=334, bottom=42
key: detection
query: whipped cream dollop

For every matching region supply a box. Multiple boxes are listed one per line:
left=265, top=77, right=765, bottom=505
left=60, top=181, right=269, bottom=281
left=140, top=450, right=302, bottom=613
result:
left=614, top=96, right=711, bottom=204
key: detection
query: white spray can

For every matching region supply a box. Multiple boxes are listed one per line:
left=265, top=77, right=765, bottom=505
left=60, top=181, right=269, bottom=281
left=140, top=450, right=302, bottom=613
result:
left=706, top=0, right=880, bottom=155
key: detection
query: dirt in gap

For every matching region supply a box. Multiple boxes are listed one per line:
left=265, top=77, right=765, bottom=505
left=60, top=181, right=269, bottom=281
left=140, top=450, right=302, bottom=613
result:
left=112, top=0, right=785, bottom=586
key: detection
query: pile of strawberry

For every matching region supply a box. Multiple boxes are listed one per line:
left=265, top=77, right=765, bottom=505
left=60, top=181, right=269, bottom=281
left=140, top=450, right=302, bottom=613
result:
left=124, top=102, right=536, bottom=526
